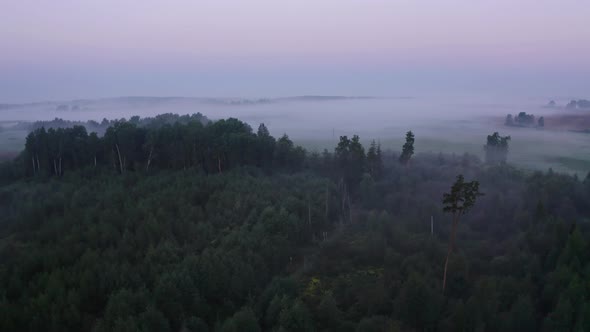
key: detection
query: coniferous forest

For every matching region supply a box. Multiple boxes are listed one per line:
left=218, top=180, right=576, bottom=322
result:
left=1, top=113, right=589, bottom=332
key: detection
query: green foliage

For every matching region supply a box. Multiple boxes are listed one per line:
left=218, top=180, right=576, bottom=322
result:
left=442, top=174, right=483, bottom=216
left=356, top=316, right=399, bottom=332
left=395, top=273, right=443, bottom=329
left=139, top=306, right=171, bottom=332
left=185, top=316, right=209, bottom=332
left=335, top=135, right=366, bottom=192
left=399, top=130, right=415, bottom=165
left=508, top=295, right=536, bottom=332
left=484, top=132, right=511, bottom=164
left=19, top=114, right=306, bottom=177
left=317, top=292, right=341, bottom=329
left=221, top=307, right=260, bottom=332
left=366, top=140, right=383, bottom=179
left=505, top=111, right=548, bottom=129
left=1, top=114, right=589, bottom=332
left=506, top=112, right=536, bottom=127
left=359, top=173, right=377, bottom=209
left=278, top=299, right=314, bottom=331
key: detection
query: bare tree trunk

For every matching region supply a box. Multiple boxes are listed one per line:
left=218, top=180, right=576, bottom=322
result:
left=308, top=197, right=311, bottom=227
left=347, top=193, right=352, bottom=223
left=94, top=155, right=97, bottom=168
left=308, top=197, right=313, bottom=241
left=442, top=213, right=459, bottom=293
left=192, top=143, right=196, bottom=168
left=115, top=143, right=124, bottom=174
left=341, top=181, right=346, bottom=224
left=53, top=159, right=58, bottom=176
left=325, top=182, right=329, bottom=218
left=36, top=154, right=40, bottom=172
left=431, top=216, right=434, bottom=236
left=32, top=156, right=36, bottom=174
left=146, top=147, right=153, bottom=172
left=217, top=155, right=222, bottom=173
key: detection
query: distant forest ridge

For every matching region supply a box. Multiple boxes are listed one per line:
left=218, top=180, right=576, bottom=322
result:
left=14, top=113, right=210, bottom=136
left=546, top=98, right=590, bottom=110
left=0, top=95, right=388, bottom=111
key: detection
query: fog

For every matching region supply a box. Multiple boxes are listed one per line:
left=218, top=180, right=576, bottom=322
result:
left=1, top=0, right=588, bottom=172
left=1, top=95, right=588, bottom=174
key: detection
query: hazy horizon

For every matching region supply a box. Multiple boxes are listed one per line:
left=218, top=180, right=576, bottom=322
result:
left=1, top=1, right=588, bottom=174
left=1, top=1, right=589, bottom=103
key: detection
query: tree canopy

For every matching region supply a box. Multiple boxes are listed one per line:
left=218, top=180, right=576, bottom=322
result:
left=0, top=113, right=589, bottom=331
left=484, top=132, right=511, bottom=164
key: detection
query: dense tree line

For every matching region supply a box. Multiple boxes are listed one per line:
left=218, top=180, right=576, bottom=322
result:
left=1, top=113, right=589, bottom=331
left=19, top=115, right=305, bottom=178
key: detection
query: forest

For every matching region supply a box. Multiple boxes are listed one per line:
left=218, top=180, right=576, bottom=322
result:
left=0, top=113, right=589, bottom=332
left=504, top=112, right=544, bottom=128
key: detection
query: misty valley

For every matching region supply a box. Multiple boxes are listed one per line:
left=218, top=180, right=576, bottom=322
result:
left=4, top=0, right=590, bottom=331
left=0, top=98, right=589, bottom=331
left=1, top=96, right=589, bottom=175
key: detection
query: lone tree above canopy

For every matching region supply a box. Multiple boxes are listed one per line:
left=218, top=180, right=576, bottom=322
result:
left=399, top=130, right=415, bottom=165
left=442, top=174, right=483, bottom=293
left=484, top=132, right=510, bottom=164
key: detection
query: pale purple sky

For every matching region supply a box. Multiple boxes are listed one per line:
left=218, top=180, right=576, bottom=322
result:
left=1, top=0, right=589, bottom=102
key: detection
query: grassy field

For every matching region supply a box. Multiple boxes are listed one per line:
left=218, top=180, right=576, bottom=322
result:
left=297, top=131, right=590, bottom=177
left=545, top=156, right=590, bottom=173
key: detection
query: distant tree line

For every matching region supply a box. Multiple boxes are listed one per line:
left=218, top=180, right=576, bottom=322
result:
left=16, top=113, right=209, bottom=136
left=505, top=112, right=544, bottom=128
left=545, top=99, right=589, bottom=110
left=566, top=99, right=590, bottom=110
left=6, top=114, right=510, bottom=185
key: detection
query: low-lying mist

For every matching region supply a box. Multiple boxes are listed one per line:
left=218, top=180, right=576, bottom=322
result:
left=0, top=95, right=588, bottom=175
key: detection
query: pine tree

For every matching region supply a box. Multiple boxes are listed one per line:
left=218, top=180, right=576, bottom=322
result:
left=442, top=175, right=483, bottom=292
left=366, top=140, right=383, bottom=179
left=399, top=131, right=415, bottom=166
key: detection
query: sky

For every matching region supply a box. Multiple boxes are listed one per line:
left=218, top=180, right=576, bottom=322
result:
left=1, top=0, right=589, bottom=102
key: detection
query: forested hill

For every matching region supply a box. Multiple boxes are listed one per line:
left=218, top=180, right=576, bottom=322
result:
left=1, top=113, right=590, bottom=331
